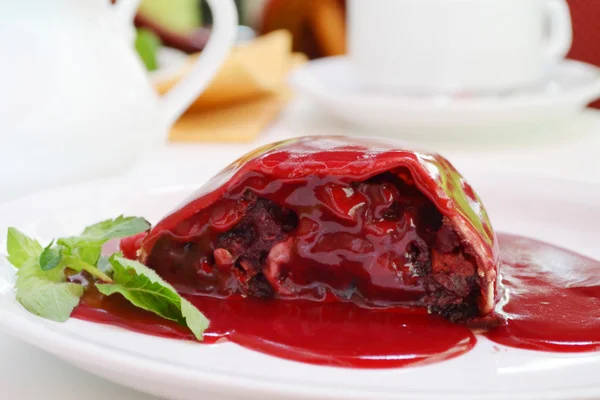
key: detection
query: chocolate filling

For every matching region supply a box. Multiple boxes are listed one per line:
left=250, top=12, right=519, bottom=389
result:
left=215, top=194, right=298, bottom=299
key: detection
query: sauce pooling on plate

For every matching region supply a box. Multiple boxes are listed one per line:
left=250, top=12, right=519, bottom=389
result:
left=71, top=233, right=600, bottom=368
left=74, top=290, right=475, bottom=368
left=484, top=234, right=600, bottom=352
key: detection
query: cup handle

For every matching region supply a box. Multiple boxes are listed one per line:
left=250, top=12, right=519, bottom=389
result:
left=161, top=0, right=238, bottom=126
left=544, top=0, right=573, bottom=62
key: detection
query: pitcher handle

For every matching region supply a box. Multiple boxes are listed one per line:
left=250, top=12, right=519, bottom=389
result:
left=160, top=0, right=238, bottom=126
left=113, top=0, right=141, bottom=28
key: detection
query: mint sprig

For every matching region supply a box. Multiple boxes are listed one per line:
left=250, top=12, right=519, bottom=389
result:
left=38, top=216, right=151, bottom=283
left=5, top=218, right=209, bottom=339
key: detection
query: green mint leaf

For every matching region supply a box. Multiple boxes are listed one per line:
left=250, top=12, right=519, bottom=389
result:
left=96, top=256, right=209, bottom=340
left=73, top=243, right=102, bottom=266
left=6, top=230, right=79, bottom=321
left=15, top=258, right=83, bottom=322
left=56, top=216, right=149, bottom=266
left=97, top=255, right=113, bottom=275
left=57, top=216, right=149, bottom=261
left=8, top=216, right=150, bottom=325
left=6, top=228, right=43, bottom=268
left=180, top=298, right=209, bottom=338
left=62, top=256, right=113, bottom=283
left=8, top=216, right=148, bottom=324
left=39, top=241, right=63, bottom=271
left=80, top=216, right=150, bottom=244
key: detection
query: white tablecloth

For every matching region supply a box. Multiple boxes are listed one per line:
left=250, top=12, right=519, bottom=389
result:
left=2, top=97, right=600, bottom=399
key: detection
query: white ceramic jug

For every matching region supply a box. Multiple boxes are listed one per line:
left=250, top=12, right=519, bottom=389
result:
left=0, top=0, right=237, bottom=201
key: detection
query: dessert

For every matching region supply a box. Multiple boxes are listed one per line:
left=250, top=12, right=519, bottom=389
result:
left=7, top=135, right=600, bottom=369
left=138, top=136, right=498, bottom=321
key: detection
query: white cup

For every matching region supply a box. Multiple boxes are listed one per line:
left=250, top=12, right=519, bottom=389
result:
left=348, top=0, right=573, bottom=94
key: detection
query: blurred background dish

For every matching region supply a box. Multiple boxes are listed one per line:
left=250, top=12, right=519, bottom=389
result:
left=152, top=30, right=307, bottom=143
left=257, top=0, right=600, bottom=105
left=130, top=0, right=600, bottom=144
left=347, top=0, right=573, bottom=95
left=289, top=56, right=600, bottom=139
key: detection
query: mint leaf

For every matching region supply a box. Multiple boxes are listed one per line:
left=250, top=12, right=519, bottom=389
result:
left=7, top=228, right=82, bottom=321
left=97, top=255, right=113, bottom=275
left=6, top=228, right=43, bottom=268
left=97, top=256, right=209, bottom=340
left=62, top=256, right=113, bottom=283
left=15, top=258, right=83, bottom=322
left=180, top=299, right=209, bottom=338
left=57, top=216, right=149, bottom=265
left=56, top=237, right=96, bottom=264
left=80, top=216, right=150, bottom=244
left=40, top=241, right=63, bottom=271
left=73, top=244, right=102, bottom=267
left=6, top=217, right=207, bottom=336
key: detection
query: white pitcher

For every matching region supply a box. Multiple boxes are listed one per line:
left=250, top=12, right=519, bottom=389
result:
left=0, top=0, right=238, bottom=201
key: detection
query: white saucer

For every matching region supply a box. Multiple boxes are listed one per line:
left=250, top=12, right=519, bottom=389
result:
left=289, top=56, right=600, bottom=138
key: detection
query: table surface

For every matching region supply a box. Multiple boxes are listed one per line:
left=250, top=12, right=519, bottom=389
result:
left=2, top=97, right=600, bottom=399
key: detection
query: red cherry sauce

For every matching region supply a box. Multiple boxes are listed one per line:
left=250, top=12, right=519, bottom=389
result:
left=73, top=286, right=475, bottom=368
left=71, top=233, right=600, bottom=368
left=484, top=234, right=600, bottom=352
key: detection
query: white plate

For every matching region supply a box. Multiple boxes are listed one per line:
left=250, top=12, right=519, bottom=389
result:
left=289, top=56, right=600, bottom=138
left=1, top=171, right=599, bottom=400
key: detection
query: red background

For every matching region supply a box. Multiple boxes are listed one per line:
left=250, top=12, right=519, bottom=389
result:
left=566, top=0, right=600, bottom=108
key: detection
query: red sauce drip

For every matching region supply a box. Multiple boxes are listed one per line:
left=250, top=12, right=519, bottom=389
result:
left=72, top=289, right=475, bottom=368
left=71, top=233, right=600, bottom=368
left=484, top=234, right=600, bottom=352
